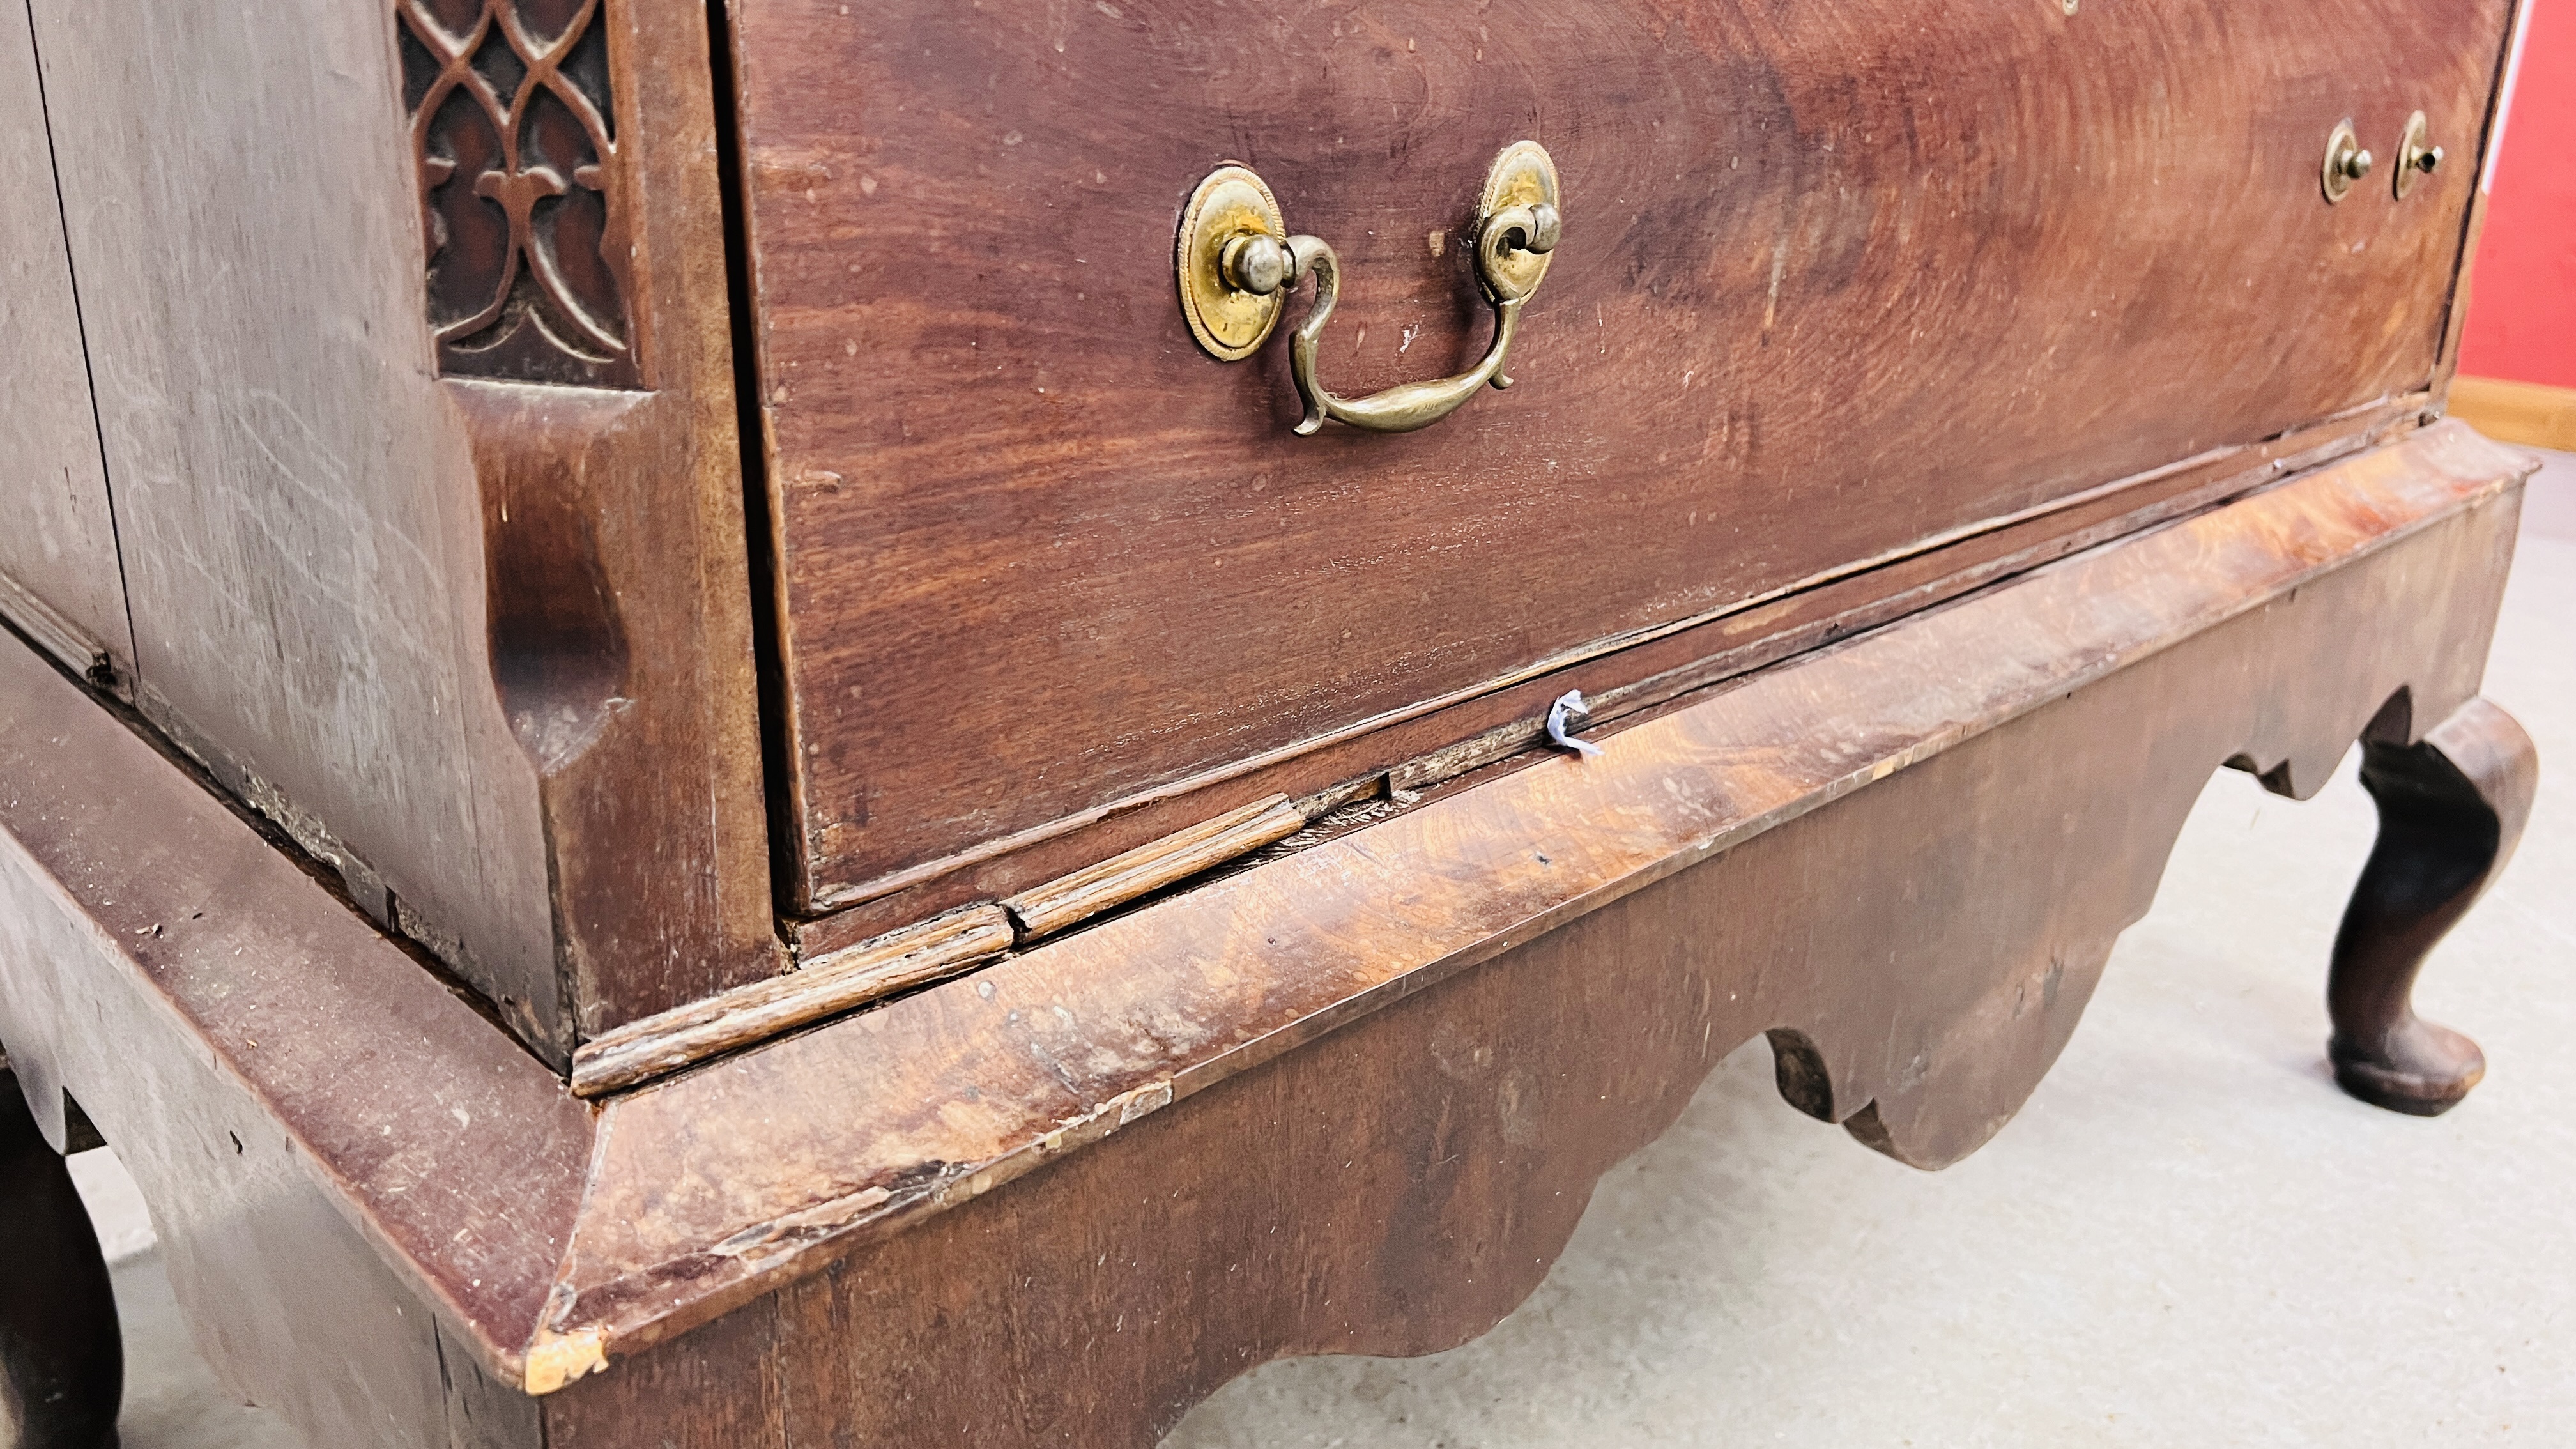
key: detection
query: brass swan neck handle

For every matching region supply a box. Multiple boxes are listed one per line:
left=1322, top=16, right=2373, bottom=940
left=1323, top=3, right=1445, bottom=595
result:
left=1177, top=142, right=1562, bottom=436
left=1224, top=205, right=1558, bottom=434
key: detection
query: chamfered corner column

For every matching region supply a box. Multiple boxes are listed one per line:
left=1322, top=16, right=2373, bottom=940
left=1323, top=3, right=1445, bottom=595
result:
left=2327, top=696, right=2538, bottom=1117
left=0, top=1064, right=121, bottom=1449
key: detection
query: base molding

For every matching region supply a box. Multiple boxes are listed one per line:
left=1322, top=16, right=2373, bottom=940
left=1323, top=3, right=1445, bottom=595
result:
left=550, top=424, right=2536, bottom=1448
left=0, top=421, right=2538, bottom=1448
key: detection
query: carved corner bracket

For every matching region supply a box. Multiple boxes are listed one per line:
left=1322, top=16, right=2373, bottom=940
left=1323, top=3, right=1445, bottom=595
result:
left=396, top=0, right=640, bottom=387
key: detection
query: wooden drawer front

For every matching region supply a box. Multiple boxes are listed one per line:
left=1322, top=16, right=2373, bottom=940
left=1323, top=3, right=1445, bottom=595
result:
left=735, top=0, right=2511, bottom=907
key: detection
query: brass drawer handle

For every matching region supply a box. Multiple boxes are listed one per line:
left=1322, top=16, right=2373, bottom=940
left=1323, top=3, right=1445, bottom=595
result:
left=1178, top=142, right=1561, bottom=435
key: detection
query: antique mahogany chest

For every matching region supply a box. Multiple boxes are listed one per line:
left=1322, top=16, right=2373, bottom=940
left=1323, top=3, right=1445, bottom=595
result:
left=0, top=1, right=2543, bottom=1445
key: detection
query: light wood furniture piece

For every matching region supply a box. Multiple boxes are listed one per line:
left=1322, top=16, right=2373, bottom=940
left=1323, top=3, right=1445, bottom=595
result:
left=2451, top=375, right=2576, bottom=451
left=0, top=1, right=2542, bottom=1445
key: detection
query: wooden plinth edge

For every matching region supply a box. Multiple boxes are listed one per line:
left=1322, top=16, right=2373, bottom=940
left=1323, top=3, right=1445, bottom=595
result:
left=1000, top=794, right=1307, bottom=941
left=569, top=907, right=1016, bottom=1097
left=0, top=420, right=2532, bottom=1402
left=571, top=795, right=1309, bottom=1098
left=2450, top=375, right=2576, bottom=451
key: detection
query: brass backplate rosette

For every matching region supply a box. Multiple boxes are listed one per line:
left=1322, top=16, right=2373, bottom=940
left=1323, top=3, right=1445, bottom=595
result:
left=1177, top=165, right=1288, bottom=361
left=2395, top=110, right=2438, bottom=199
left=2320, top=118, right=2366, bottom=204
left=1478, top=140, right=1558, bottom=302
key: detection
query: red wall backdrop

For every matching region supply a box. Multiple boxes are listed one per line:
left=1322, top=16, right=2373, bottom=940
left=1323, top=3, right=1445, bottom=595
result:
left=2461, top=0, right=2576, bottom=389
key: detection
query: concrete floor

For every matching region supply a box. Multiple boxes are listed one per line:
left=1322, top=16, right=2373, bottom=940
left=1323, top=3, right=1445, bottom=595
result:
left=72, top=450, right=2575, bottom=1448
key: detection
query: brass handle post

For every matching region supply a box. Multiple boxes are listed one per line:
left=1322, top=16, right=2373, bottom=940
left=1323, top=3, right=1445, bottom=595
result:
left=2322, top=118, right=2373, bottom=204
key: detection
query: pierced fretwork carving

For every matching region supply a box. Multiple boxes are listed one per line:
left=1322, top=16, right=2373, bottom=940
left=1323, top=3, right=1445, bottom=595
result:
left=397, top=0, right=639, bottom=387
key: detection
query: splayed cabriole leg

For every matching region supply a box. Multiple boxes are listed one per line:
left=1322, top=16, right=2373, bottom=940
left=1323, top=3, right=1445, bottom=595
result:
left=0, top=1067, right=121, bottom=1449
left=2326, top=697, right=2537, bottom=1116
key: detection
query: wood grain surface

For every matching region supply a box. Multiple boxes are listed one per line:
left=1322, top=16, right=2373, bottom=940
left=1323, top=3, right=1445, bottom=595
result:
left=0, top=649, right=590, bottom=1448
left=0, top=423, right=2529, bottom=1445
left=1002, top=793, right=1307, bottom=940
left=545, top=423, right=2530, bottom=1446
left=733, top=0, right=2518, bottom=909
left=24, top=0, right=556, bottom=1034
left=537, top=420, right=2527, bottom=1370
left=2450, top=375, right=2576, bottom=451
left=1, top=5, right=2538, bottom=1437
left=779, top=394, right=2437, bottom=959
left=448, top=0, right=785, bottom=1038
left=0, top=1, right=126, bottom=686
left=20, top=0, right=776, bottom=1056
left=781, top=392, right=2439, bottom=960
left=570, top=905, right=1013, bottom=1097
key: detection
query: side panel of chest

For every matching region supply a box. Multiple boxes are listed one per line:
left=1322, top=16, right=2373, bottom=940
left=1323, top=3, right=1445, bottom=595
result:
left=734, top=0, right=2513, bottom=907
left=0, top=0, right=128, bottom=683
left=17, top=0, right=781, bottom=1050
